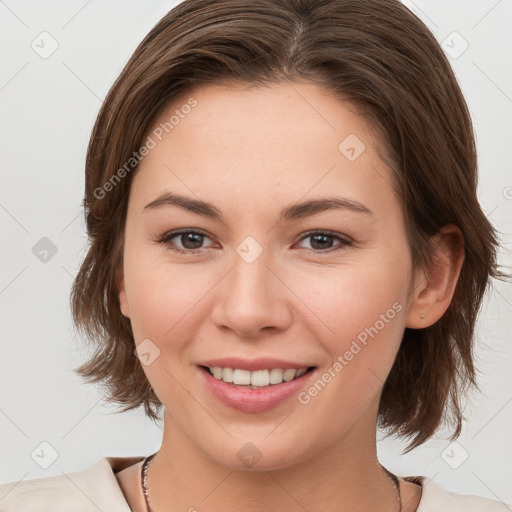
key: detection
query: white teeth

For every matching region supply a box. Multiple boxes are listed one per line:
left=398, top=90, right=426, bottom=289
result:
left=212, top=367, right=223, bottom=379
left=282, top=369, right=297, bottom=381
left=251, top=369, right=269, bottom=387
left=208, top=366, right=309, bottom=387
left=222, top=367, right=234, bottom=383
left=232, top=369, right=251, bottom=385
left=269, top=368, right=284, bottom=384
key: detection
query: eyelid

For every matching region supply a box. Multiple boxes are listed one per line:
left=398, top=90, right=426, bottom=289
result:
left=297, top=229, right=351, bottom=243
left=158, top=228, right=216, bottom=253
left=295, top=230, right=353, bottom=253
left=157, top=228, right=353, bottom=255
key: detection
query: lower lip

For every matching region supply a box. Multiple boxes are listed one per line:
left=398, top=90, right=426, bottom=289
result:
left=199, top=366, right=316, bottom=413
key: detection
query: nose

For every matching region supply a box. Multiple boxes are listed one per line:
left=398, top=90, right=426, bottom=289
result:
left=210, top=248, right=293, bottom=339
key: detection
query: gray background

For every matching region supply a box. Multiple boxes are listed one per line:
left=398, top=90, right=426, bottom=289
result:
left=1, top=0, right=511, bottom=504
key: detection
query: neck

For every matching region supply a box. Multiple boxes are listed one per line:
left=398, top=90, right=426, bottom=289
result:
left=146, top=409, right=399, bottom=512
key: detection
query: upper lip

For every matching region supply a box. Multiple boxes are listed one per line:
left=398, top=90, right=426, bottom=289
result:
left=198, top=357, right=315, bottom=371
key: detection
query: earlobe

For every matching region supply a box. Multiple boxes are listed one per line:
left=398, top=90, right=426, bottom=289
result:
left=116, top=267, right=131, bottom=318
left=405, top=225, right=464, bottom=329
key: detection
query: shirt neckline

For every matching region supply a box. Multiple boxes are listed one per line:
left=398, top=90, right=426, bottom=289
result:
left=106, top=455, right=432, bottom=511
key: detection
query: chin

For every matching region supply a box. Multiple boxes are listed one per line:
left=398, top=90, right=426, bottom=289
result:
left=202, top=436, right=315, bottom=473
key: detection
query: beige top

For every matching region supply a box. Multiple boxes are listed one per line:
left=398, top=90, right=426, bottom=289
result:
left=0, top=456, right=510, bottom=511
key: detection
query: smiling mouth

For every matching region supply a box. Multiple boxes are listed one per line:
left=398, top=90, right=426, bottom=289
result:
left=199, top=365, right=316, bottom=388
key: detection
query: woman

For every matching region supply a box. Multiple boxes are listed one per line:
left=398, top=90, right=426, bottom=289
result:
left=0, top=0, right=509, bottom=511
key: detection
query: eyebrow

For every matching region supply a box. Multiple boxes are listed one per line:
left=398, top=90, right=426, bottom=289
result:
left=143, top=191, right=374, bottom=220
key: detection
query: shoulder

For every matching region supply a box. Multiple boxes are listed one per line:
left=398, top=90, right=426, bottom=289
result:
left=0, top=456, right=143, bottom=512
left=410, top=476, right=512, bottom=512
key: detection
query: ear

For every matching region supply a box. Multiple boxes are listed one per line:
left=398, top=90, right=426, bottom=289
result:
left=406, top=224, right=464, bottom=329
left=116, top=266, right=131, bottom=318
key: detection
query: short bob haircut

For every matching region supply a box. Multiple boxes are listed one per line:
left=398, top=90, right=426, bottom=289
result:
left=71, top=0, right=505, bottom=452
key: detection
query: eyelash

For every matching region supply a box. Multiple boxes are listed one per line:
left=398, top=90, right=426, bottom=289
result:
left=156, top=229, right=353, bottom=255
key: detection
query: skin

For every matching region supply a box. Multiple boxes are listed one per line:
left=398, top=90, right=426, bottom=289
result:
left=116, top=81, right=464, bottom=512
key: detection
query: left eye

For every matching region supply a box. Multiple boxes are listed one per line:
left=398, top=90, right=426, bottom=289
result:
left=157, top=229, right=352, bottom=254
left=296, top=231, right=352, bottom=252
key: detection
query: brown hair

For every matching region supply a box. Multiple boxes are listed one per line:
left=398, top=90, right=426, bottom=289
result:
left=71, top=0, right=505, bottom=452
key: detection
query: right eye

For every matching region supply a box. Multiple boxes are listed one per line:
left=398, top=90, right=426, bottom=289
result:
left=157, top=229, right=216, bottom=254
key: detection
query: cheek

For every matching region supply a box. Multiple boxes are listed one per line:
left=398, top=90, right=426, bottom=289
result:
left=305, top=251, right=411, bottom=387
left=311, top=256, right=410, bottom=338
left=123, top=247, right=215, bottom=343
left=294, top=261, right=410, bottom=435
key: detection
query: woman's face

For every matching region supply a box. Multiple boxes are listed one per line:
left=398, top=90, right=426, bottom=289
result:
left=119, top=81, right=420, bottom=470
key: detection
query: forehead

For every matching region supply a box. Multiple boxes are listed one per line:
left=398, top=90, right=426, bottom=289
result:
left=130, top=81, right=398, bottom=216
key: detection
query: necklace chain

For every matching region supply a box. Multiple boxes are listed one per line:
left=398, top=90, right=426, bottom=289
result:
left=141, top=453, right=402, bottom=512
left=141, top=453, right=156, bottom=512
